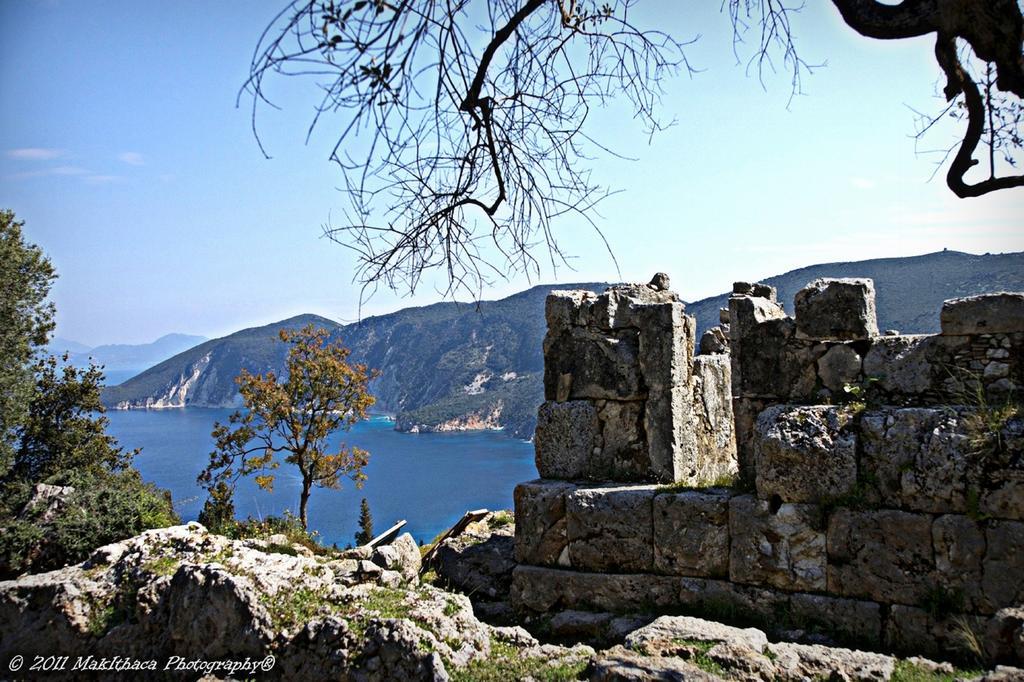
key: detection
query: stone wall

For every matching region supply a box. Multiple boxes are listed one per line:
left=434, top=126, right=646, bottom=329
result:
left=537, top=278, right=736, bottom=485
left=513, top=276, right=1024, bottom=665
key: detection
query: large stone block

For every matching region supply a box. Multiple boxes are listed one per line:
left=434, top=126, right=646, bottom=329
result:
left=729, top=495, right=827, bottom=592
left=545, top=289, right=596, bottom=330
left=586, top=284, right=682, bottom=331
left=732, top=318, right=820, bottom=399
left=827, top=509, right=934, bottom=604
left=593, top=400, right=648, bottom=481
left=543, top=327, right=643, bottom=402
left=753, top=405, right=858, bottom=504
left=983, top=521, right=1024, bottom=613
left=885, top=605, right=992, bottom=662
left=794, top=278, right=878, bottom=341
left=566, top=485, right=655, bottom=573
left=678, top=577, right=789, bottom=625
left=860, top=408, right=972, bottom=514
left=510, top=565, right=680, bottom=614
left=941, top=292, right=1024, bottom=336
left=690, top=355, right=738, bottom=484
left=534, top=401, right=599, bottom=480
left=653, top=490, right=731, bottom=577
left=932, top=514, right=986, bottom=612
left=861, top=335, right=934, bottom=397
left=514, top=480, right=575, bottom=567
left=788, top=593, right=882, bottom=647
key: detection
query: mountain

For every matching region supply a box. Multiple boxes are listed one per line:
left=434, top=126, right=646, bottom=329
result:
left=686, top=250, right=1024, bottom=341
left=51, top=333, right=208, bottom=386
left=47, top=337, right=92, bottom=355
left=102, top=250, right=1023, bottom=439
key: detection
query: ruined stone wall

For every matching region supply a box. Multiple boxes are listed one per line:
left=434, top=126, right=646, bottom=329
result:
left=513, top=276, right=1024, bottom=665
left=536, top=279, right=736, bottom=485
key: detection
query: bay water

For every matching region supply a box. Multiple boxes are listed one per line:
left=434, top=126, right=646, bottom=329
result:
left=105, top=408, right=537, bottom=547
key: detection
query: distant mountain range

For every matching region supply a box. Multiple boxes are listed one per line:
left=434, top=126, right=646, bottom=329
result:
left=49, top=333, right=208, bottom=385
left=102, top=250, right=1024, bottom=438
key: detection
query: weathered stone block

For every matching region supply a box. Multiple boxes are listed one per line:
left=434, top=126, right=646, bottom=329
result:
left=862, top=335, right=934, bottom=396
left=860, top=408, right=972, bottom=514
left=543, top=327, right=643, bottom=402
left=587, top=285, right=682, bottom=330
left=593, top=400, right=647, bottom=481
left=817, top=344, right=863, bottom=392
left=545, top=289, right=596, bottom=330
left=983, top=521, right=1024, bottom=613
left=983, top=473, right=1024, bottom=521
left=885, top=605, right=990, bottom=661
left=941, top=292, right=1024, bottom=335
left=729, top=495, right=826, bottom=592
left=794, top=278, right=878, bottom=341
left=699, top=326, right=729, bottom=355
left=689, top=356, right=737, bottom=486
left=678, top=577, right=789, bottom=625
left=767, top=642, right=895, bottom=681
left=932, top=514, right=986, bottom=612
left=566, top=485, right=655, bottom=573
left=510, top=565, right=680, bottom=614
left=788, top=593, right=882, bottom=646
left=653, top=490, right=731, bottom=577
left=754, top=405, right=858, bottom=504
left=514, top=480, right=575, bottom=567
left=827, top=509, right=934, bottom=604
left=534, top=401, right=598, bottom=480
left=732, top=318, right=819, bottom=399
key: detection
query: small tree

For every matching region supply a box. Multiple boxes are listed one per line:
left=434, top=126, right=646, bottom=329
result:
left=197, top=481, right=236, bottom=534
left=199, top=325, right=378, bottom=530
left=355, top=497, right=374, bottom=546
left=0, top=209, right=56, bottom=475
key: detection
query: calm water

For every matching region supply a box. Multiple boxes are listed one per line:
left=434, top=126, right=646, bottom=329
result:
left=105, top=408, right=537, bottom=547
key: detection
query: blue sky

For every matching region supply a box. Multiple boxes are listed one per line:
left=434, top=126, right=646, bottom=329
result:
left=1, top=1, right=1021, bottom=346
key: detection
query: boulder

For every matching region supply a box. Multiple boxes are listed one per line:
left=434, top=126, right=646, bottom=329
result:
left=941, top=292, right=1024, bottom=335
left=794, top=278, right=878, bottom=341
left=767, top=641, right=895, bottom=681
left=817, top=344, right=863, bottom=392
left=624, top=615, right=768, bottom=654
left=371, top=533, right=421, bottom=582
left=431, top=513, right=515, bottom=603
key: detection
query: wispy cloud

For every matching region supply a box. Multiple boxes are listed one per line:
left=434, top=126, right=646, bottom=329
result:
left=117, top=151, right=145, bottom=166
left=51, top=165, right=89, bottom=176
left=850, top=177, right=876, bottom=190
left=7, top=148, right=64, bottom=161
left=83, top=175, right=123, bottom=184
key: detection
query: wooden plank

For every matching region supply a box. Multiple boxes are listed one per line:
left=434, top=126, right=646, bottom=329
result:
left=420, top=508, right=490, bottom=570
left=364, top=519, right=407, bottom=549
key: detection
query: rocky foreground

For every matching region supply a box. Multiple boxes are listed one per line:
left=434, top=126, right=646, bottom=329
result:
left=0, top=516, right=1021, bottom=681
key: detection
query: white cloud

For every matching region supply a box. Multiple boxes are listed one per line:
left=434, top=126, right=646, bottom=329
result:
left=84, top=175, right=123, bottom=184
left=117, top=151, right=145, bottom=166
left=850, top=177, right=876, bottom=190
left=7, top=148, right=64, bottom=161
left=50, top=165, right=89, bottom=176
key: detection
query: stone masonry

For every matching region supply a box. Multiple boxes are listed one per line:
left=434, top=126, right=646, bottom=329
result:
left=513, top=276, right=1024, bottom=665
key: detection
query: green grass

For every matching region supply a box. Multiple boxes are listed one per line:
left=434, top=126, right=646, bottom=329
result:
left=262, top=586, right=335, bottom=632
left=362, top=587, right=414, bottom=620
left=450, top=638, right=587, bottom=682
left=142, top=555, right=180, bottom=577
left=487, top=511, right=514, bottom=529
left=891, top=660, right=984, bottom=682
left=670, top=638, right=726, bottom=676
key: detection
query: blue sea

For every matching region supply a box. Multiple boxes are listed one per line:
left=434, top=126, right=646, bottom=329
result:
left=105, top=408, right=537, bottom=547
